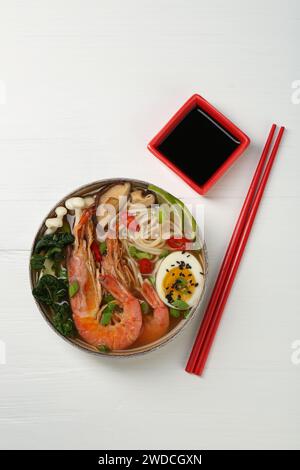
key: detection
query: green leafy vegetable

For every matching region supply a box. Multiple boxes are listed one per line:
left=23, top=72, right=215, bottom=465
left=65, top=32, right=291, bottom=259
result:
left=171, top=299, right=189, bottom=310
left=97, top=344, right=110, bottom=353
left=32, top=231, right=76, bottom=337
left=45, top=246, right=66, bottom=276
left=128, top=245, right=152, bottom=260
left=52, top=258, right=65, bottom=277
left=159, top=249, right=170, bottom=259
left=30, top=254, right=46, bottom=270
left=174, top=278, right=187, bottom=289
left=99, top=241, right=107, bottom=255
left=34, top=232, right=74, bottom=254
left=62, top=220, right=71, bottom=233
left=31, top=231, right=74, bottom=272
left=58, top=266, right=68, bottom=281
left=148, top=184, right=197, bottom=239
left=128, top=245, right=138, bottom=257
left=46, top=246, right=62, bottom=258
left=69, top=280, right=79, bottom=298
left=103, top=293, right=114, bottom=304
left=148, top=276, right=155, bottom=286
left=141, top=301, right=150, bottom=314
left=53, top=303, right=75, bottom=337
left=170, top=308, right=181, bottom=318
left=101, top=301, right=117, bottom=326
left=32, top=274, right=75, bottom=337
left=32, top=275, right=68, bottom=305
left=158, top=207, right=166, bottom=224
left=172, top=278, right=190, bottom=295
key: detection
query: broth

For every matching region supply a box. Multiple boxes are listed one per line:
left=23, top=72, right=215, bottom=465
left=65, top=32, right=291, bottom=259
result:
left=31, top=179, right=207, bottom=354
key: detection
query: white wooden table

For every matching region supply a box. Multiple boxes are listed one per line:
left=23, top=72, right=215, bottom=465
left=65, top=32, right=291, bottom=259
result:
left=0, top=0, right=299, bottom=450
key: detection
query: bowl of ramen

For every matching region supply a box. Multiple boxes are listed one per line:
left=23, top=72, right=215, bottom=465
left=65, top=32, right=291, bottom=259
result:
left=30, top=178, right=207, bottom=357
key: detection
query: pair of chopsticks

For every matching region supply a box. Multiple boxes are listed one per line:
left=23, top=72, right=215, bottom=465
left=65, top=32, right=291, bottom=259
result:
left=186, top=124, right=285, bottom=376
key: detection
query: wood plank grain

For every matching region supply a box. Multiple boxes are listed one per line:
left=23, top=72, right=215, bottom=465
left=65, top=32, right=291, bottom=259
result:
left=1, top=0, right=300, bottom=451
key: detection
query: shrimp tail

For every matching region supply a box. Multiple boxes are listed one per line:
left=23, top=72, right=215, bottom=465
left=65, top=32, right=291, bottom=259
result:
left=141, top=279, right=163, bottom=308
left=99, top=274, right=132, bottom=303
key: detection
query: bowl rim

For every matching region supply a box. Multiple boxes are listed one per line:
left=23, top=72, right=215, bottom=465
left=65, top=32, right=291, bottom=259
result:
left=29, top=177, right=208, bottom=358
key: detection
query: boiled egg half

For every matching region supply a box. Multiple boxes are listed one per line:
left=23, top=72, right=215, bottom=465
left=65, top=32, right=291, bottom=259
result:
left=156, top=251, right=204, bottom=309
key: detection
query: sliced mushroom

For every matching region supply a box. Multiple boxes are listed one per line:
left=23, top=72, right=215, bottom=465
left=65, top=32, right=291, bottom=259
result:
left=96, top=182, right=131, bottom=227
left=130, top=189, right=155, bottom=207
left=99, top=182, right=131, bottom=205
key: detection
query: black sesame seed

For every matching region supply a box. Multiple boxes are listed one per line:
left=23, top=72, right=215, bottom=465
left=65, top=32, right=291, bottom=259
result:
left=195, top=283, right=199, bottom=287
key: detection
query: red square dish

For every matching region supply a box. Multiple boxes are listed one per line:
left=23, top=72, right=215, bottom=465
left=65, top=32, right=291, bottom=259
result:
left=148, top=94, right=250, bottom=195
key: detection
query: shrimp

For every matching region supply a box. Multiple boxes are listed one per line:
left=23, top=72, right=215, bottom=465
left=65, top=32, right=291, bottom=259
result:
left=102, top=236, right=137, bottom=289
left=135, top=279, right=170, bottom=345
left=67, top=210, right=142, bottom=350
left=102, top=237, right=124, bottom=279
left=98, top=274, right=142, bottom=349
left=67, top=208, right=102, bottom=322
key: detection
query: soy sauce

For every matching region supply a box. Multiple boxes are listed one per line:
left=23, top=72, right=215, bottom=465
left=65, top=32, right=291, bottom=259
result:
left=158, top=107, right=240, bottom=186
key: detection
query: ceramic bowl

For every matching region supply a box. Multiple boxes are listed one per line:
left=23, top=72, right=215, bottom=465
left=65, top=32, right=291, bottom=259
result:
left=30, top=178, right=208, bottom=357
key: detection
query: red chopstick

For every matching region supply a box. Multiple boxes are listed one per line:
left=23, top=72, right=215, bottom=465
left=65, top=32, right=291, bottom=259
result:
left=193, top=126, right=285, bottom=375
left=186, top=125, right=285, bottom=375
left=186, top=124, right=277, bottom=372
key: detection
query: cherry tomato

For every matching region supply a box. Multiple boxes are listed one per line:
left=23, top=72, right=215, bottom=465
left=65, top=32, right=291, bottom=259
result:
left=91, top=241, right=102, bottom=263
left=138, top=258, right=153, bottom=274
left=127, top=214, right=140, bottom=232
left=166, top=237, right=190, bottom=250
left=119, top=212, right=140, bottom=232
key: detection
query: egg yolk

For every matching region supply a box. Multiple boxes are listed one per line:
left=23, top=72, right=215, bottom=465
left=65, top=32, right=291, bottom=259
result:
left=163, top=267, right=196, bottom=304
